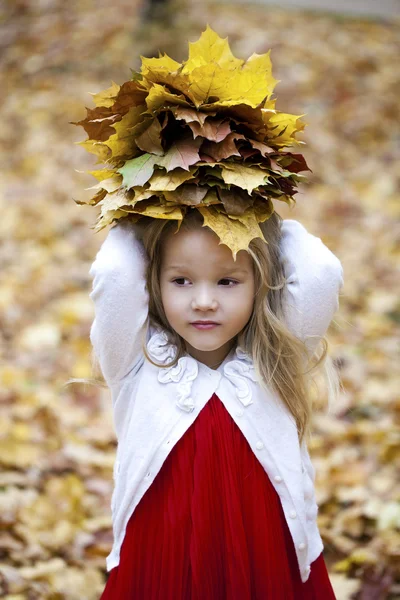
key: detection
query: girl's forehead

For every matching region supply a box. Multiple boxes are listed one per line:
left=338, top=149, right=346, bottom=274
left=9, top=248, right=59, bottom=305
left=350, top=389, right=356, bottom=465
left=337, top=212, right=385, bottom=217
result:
left=163, top=226, right=221, bottom=254
left=161, top=227, right=252, bottom=272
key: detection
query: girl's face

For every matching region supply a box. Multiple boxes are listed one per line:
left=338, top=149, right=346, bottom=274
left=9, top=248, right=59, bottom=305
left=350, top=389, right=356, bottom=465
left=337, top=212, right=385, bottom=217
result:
left=160, top=225, right=255, bottom=369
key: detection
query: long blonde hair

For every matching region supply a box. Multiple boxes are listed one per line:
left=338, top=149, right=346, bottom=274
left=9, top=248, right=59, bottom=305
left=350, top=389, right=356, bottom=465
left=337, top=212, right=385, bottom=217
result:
left=65, top=210, right=340, bottom=445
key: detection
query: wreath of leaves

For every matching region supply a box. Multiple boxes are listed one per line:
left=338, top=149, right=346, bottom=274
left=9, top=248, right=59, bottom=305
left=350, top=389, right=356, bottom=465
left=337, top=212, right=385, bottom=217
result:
left=73, top=25, right=311, bottom=258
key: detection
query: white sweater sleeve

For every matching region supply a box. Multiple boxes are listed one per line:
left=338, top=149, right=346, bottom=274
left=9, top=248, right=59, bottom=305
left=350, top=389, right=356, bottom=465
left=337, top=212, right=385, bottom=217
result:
left=88, top=219, right=149, bottom=387
left=279, top=219, right=344, bottom=356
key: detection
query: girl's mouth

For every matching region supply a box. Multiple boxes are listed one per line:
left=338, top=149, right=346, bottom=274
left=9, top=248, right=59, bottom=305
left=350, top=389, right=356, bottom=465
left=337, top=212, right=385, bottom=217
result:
left=191, top=323, right=220, bottom=330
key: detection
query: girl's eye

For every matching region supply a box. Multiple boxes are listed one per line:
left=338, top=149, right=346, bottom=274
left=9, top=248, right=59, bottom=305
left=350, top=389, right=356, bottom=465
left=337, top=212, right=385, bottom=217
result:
left=220, top=279, right=238, bottom=286
left=172, top=278, right=238, bottom=287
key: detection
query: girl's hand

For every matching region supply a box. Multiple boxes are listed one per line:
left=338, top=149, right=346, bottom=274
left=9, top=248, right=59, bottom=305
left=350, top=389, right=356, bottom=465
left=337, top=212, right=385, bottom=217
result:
left=280, top=219, right=344, bottom=356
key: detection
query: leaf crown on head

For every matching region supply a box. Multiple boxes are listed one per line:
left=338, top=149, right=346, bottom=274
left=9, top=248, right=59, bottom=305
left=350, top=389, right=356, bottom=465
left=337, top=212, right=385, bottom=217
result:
left=73, top=25, right=311, bottom=260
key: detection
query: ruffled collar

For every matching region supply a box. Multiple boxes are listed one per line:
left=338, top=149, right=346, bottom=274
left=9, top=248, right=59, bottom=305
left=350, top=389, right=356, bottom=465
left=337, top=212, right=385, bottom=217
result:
left=147, top=329, right=257, bottom=412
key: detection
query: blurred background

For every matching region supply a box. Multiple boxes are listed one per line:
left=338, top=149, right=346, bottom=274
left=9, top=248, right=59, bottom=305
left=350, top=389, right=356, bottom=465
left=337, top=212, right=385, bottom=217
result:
left=1, top=0, right=399, bottom=598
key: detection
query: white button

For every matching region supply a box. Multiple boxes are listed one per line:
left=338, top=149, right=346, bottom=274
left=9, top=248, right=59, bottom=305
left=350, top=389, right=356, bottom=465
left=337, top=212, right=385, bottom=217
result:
left=256, top=441, right=264, bottom=450
left=289, top=510, right=297, bottom=519
left=145, top=472, right=151, bottom=479
left=303, top=565, right=311, bottom=574
left=274, top=475, right=282, bottom=483
left=236, top=409, right=244, bottom=417
left=298, top=542, right=306, bottom=550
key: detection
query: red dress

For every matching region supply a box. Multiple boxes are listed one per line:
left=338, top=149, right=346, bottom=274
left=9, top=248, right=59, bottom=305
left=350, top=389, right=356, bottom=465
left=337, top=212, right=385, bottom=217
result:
left=100, top=393, right=336, bottom=599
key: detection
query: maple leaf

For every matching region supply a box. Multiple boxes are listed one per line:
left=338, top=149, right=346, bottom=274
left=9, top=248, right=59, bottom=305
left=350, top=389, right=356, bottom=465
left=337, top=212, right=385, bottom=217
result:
left=172, top=106, right=214, bottom=125
left=72, top=107, right=121, bottom=141
left=118, top=154, right=158, bottom=188
left=145, top=83, right=190, bottom=113
left=247, top=138, right=275, bottom=157
left=88, top=81, right=120, bottom=108
left=87, top=169, right=118, bottom=181
left=186, top=63, right=233, bottom=108
left=278, top=153, right=312, bottom=173
left=202, top=132, right=245, bottom=161
left=185, top=25, right=244, bottom=71
left=103, top=106, right=147, bottom=161
left=187, top=118, right=231, bottom=142
left=105, top=133, right=137, bottom=162
left=76, top=140, right=111, bottom=163
left=220, top=164, right=269, bottom=194
left=266, top=113, right=307, bottom=147
left=130, top=200, right=184, bottom=221
left=140, top=54, right=182, bottom=84
left=157, top=136, right=202, bottom=172
left=217, top=187, right=253, bottom=216
left=99, top=189, right=134, bottom=217
left=164, top=184, right=209, bottom=205
left=197, top=205, right=266, bottom=261
left=148, top=168, right=197, bottom=191
left=86, top=174, right=122, bottom=193
left=109, top=80, right=148, bottom=114
left=136, top=119, right=164, bottom=156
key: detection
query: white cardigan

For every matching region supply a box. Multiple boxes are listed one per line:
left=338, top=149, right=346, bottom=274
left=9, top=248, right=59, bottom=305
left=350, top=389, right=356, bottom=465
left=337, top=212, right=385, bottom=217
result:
left=88, top=218, right=344, bottom=583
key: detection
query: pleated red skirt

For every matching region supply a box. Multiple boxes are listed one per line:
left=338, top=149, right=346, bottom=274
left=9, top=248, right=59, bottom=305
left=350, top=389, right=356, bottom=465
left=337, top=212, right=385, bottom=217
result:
left=100, top=393, right=336, bottom=599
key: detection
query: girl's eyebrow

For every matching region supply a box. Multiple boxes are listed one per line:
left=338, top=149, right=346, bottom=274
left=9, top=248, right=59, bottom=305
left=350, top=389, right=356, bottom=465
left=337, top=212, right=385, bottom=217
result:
left=165, top=265, right=249, bottom=275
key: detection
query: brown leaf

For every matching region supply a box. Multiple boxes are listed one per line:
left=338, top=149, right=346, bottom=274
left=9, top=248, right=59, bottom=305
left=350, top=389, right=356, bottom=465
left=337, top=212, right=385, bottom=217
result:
left=201, top=132, right=245, bottom=161
left=187, top=118, right=231, bottom=143
left=164, top=184, right=209, bottom=205
left=135, top=119, right=164, bottom=156
left=160, top=136, right=202, bottom=172
left=217, top=187, right=253, bottom=216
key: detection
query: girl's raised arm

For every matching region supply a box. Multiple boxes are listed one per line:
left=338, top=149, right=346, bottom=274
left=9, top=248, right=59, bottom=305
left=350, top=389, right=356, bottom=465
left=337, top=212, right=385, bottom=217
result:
left=88, top=219, right=149, bottom=387
left=279, top=219, right=344, bottom=356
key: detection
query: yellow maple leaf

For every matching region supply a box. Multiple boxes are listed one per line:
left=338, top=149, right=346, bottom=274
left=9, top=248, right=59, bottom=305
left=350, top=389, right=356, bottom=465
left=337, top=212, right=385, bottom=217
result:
left=186, top=63, right=231, bottom=107
left=133, top=188, right=159, bottom=202
left=184, top=25, right=243, bottom=73
left=148, top=168, right=196, bottom=191
left=93, top=209, right=133, bottom=232
left=219, top=164, right=268, bottom=194
left=89, top=81, right=120, bottom=107
left=105, top=134, right=137, bottom=161
left=194, top=53, right=278, bottom=109
left=252, top=196, right=274, bottom=222
left=77, top=140, right=111, bottom=163
left=198, top=205, right=266, bottom=260
left=145, top=83, right=190, bottom=113
left=266, top=112, right=307, bottom=145
left=140, top=54, right=182, bottom=83
left=86, top=174, right=122, bottom=193
left=99, top=189, right=134, bottom=217
left=133, top=202, right=184, bottom=221
left=87, top=169, right=117, bottom=181
left=103, top=105, right=148, bottom=160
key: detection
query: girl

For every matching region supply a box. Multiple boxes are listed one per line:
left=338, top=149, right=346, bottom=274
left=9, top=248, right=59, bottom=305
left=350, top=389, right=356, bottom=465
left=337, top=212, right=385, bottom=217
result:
left=87, top=207, right=343, bottom=599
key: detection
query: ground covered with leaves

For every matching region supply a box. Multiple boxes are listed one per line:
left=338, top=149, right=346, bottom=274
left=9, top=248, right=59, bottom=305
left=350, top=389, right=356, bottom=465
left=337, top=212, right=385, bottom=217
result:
left=0, top=1, right=399, bottom=598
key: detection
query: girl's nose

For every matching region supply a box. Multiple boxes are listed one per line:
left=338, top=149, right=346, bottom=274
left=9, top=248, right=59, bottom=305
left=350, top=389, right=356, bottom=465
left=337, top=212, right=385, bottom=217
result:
left=191, top=289, right=218, bottom=310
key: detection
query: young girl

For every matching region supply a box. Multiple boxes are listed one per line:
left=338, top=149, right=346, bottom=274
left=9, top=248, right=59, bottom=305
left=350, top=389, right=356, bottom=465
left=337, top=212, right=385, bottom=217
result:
left=88, top=207, right=344, bottom=599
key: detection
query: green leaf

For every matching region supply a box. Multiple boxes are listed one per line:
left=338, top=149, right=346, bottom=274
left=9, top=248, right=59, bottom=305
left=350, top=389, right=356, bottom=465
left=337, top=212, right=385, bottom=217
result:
left=118, top=154, right=158, bottom=188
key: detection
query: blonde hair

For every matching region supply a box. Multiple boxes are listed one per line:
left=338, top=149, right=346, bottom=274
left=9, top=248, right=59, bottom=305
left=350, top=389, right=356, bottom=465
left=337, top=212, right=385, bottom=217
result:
left=65, top=210, right=341, bottom=445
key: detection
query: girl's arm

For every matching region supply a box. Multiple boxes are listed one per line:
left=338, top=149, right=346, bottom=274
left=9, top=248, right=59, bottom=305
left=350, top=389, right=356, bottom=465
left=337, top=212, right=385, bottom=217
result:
left=88, top=219, right=149, bottom=387
left=279, top=219, right=344, bottom=356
